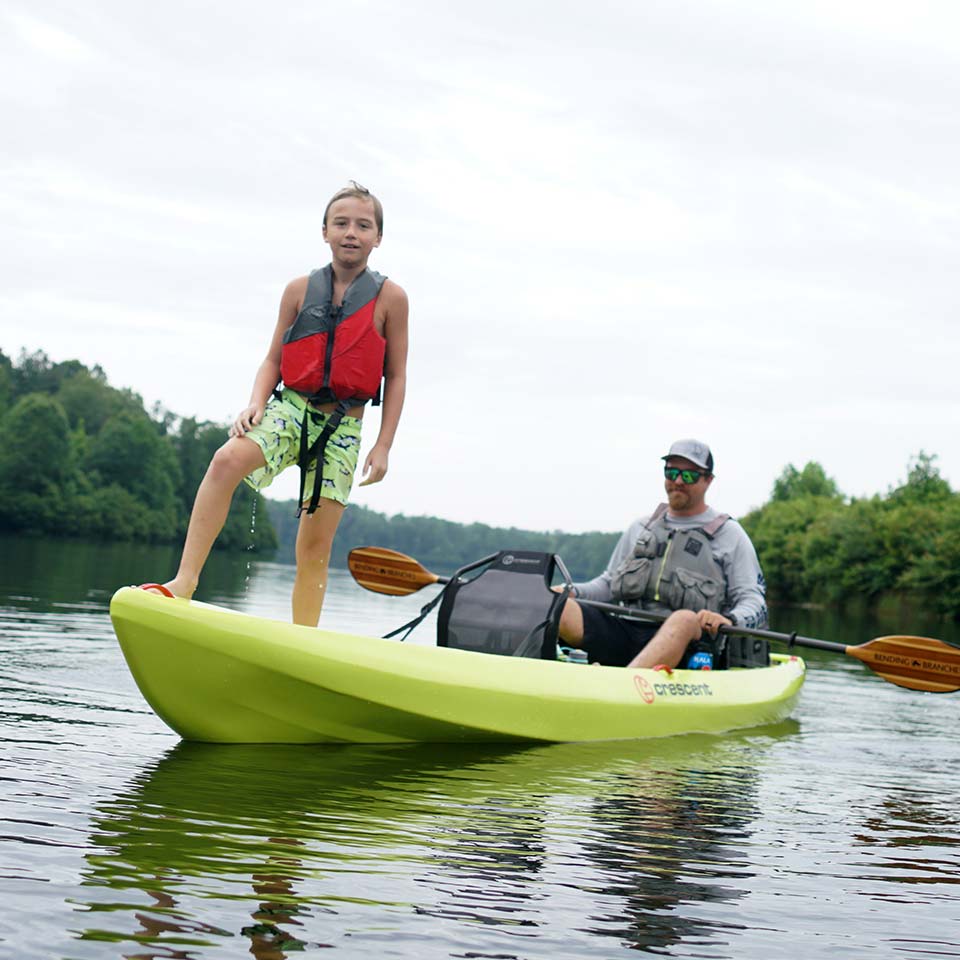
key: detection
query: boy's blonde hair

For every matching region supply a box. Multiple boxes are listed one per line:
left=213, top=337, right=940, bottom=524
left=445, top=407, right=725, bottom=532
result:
left=323, top=181, right=383, bottom=237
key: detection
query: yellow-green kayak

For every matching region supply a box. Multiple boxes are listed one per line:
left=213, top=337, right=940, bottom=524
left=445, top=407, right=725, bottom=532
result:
left=109, top=586, right=806, bottom=744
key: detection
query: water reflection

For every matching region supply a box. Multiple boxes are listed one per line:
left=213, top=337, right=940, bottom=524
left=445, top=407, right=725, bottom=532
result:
left=81, top=729, right=797, bottom=957
left=6, top=535, right=960, bottom=958
left=571, top=752, right=768, bottom=952
left=0, top=534, right=252, bottom=611
left=413, top=790, right=549, bottom=935
left=239, top=841, right=316, bottom=959
left=851, top=781, right=960, bottom=928
left=856, top=787, right=960, bottom=852
left=775, top=601, right=960, bottom=652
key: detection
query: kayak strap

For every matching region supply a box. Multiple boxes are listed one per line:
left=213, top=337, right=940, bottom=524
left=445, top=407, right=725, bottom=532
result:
left=382, top=553, right=499, bottom=643
left=382, top=588, right=447, bottom=643
left=511, top=613, right=557, bottom=659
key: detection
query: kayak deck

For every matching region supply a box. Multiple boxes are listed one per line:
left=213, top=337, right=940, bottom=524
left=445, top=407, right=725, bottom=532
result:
left=110, top=586, right=806, bottom=744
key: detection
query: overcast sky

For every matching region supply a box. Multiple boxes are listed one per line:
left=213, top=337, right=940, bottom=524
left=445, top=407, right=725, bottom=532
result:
left=2, top=0, right=958, bottom=533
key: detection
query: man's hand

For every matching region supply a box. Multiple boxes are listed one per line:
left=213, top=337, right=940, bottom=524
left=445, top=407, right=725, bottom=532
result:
left=697, top=610, right=732, bottom=635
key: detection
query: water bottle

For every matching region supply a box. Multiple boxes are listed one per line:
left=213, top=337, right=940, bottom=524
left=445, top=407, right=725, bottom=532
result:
left=688, top=650, right=713, bottom=670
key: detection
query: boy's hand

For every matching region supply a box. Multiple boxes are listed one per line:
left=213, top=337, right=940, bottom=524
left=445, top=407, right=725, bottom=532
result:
left=358, top=445, right=389, bottom=486
left=230, top=404, right=264, bottom=438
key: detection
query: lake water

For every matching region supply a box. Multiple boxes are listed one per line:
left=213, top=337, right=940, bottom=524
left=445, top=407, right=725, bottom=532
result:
left=2, top=535, right=959, bottom=960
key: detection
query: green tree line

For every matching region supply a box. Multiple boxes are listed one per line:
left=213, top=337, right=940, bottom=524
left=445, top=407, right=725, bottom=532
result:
left=4, top=348, right=957, bottom=619
left=740, top=457, right=959, bottom=619
left=271, top=456, right=960, bottom=619
left=0, top=349, right=276, bottom=552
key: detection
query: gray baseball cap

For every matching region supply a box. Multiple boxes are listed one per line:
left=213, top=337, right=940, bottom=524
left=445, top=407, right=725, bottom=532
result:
left=662, top=439, right=714, bottom=473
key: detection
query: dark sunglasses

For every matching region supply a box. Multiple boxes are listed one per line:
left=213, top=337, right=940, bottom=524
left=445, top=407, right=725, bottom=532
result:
left=664, top=466, right=704, bottom=484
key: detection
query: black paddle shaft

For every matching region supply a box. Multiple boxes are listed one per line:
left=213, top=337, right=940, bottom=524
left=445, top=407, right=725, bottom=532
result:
left=581, top=599, right=848, bottom=654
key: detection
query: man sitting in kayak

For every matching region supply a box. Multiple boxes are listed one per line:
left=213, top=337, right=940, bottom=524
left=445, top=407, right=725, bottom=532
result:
left=558, top=439, right=768, bottom=669
left=155, top=181, right=409, bottom=626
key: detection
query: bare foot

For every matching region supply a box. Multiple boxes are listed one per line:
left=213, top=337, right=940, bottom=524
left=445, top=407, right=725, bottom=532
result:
left=162, top=577, right=197, bottom=599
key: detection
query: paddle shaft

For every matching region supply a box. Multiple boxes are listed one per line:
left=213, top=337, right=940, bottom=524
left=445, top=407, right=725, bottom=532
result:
left=387, top=570, right=841, bottom=652
left=579, top=598, right=846, bottom=653
left=349, top=548, right=841, bottom=650
left=346, top=546, right=960, bottom=692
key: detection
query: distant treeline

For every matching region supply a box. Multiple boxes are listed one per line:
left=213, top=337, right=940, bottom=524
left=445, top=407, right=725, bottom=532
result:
left=265, top=499, right=620, bottom=583
left=0, top=349, right=276, bottom=552
left=3, top=348, right=957, bottom=619
left=271, top=456, right=960, bottom=621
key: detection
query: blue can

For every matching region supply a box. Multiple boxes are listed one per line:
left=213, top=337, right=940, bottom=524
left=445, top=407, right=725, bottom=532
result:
left=688, top=651, right=713, bottom=670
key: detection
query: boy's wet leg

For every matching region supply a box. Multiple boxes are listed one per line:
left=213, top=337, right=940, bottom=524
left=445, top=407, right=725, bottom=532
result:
left=292, top=499, right=346, bottom=626
left=162, top=436, right=267, bottom=598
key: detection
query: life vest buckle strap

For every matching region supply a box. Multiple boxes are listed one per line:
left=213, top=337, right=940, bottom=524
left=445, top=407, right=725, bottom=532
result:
left=295, top=398, right=354, bottom=517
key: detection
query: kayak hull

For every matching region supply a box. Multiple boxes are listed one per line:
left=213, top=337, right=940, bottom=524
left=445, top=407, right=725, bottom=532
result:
left=110, top=587, right=806, bottom=744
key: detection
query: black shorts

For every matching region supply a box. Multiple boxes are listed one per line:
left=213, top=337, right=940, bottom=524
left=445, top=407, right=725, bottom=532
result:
left=578, top=604, right=660, bottom=666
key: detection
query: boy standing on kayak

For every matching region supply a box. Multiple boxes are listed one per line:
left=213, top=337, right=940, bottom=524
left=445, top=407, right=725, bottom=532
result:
left=558, top=439, right=767, bottom=669
left=156, top=182, right=408, bottom=626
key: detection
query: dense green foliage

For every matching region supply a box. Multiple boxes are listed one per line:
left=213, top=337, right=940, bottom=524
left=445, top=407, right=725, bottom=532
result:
left=0, top=349, right=276, bottom=552
left=770, top=461, right=841, bottom=502
left=742, top=454, right=960, bottom=618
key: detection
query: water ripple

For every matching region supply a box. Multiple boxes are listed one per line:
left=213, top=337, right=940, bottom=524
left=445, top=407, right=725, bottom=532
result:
left=1, top=552, right=959, bottom=959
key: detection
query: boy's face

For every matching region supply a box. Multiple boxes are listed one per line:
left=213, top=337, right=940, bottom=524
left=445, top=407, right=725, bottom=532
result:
left=323, top=196, right=381, bottom=267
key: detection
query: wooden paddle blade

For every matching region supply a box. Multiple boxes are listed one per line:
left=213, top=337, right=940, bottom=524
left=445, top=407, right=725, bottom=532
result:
left=347, top=546, right=441, bottom=596
left=847, top=636, right=960, bottom=693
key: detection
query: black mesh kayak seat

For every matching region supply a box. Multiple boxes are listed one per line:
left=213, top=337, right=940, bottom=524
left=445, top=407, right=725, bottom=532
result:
left=437, top=551, right=573, bottom=659
left=384, top=550, right=573, bottom=656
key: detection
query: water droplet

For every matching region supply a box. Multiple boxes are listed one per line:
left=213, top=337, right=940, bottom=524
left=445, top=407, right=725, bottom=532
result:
left=244, top=497, right=259, bottom=595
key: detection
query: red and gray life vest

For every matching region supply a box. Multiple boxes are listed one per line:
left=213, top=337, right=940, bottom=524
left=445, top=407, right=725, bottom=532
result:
left=610, top=503, right=730, bottom=615
left=280, top=264, right=386, bottom=405
left=279, top=265, right=387, bottom=516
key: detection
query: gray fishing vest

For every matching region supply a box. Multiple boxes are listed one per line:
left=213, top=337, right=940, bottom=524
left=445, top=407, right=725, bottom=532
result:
left=610, top=504, right=730, bottom=615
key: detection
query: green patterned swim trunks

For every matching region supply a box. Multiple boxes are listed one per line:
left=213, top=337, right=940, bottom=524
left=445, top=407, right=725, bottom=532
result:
left=242, top=390, right=363, bottom=506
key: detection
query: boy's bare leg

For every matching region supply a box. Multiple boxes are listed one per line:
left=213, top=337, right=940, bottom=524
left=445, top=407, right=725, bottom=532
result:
left=292, top=499, right=346, bottom=626
left=160, top=436, right=267, bottom=598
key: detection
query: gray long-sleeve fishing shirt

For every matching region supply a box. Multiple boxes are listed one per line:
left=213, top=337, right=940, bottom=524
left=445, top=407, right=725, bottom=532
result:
left=572, top=506, right=769, bottom=629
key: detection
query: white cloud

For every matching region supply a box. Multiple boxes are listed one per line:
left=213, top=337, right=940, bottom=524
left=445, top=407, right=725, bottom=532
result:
left=6, top=12, right=96, bottom=63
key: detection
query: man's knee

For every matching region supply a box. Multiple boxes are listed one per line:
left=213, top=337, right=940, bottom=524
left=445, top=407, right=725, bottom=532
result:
left=558, top=599, right=584, bottom=644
